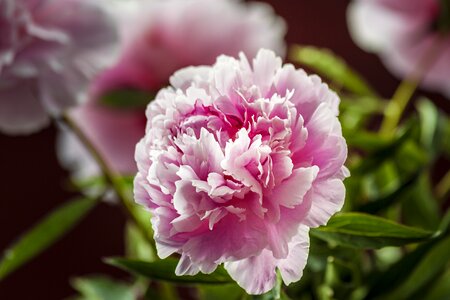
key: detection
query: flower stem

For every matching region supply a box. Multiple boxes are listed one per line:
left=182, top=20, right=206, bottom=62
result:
left=379, top=77, right=419, bottom=136
left=436, top=170, right=450, bottom=202
left=60, top=112, right=153, bottom=245
left=379, top=36, right=445, bottom=136
left=272, top=270, right=282, bottom=300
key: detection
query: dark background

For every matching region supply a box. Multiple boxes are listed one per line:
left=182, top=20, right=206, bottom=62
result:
left=0, top=1, right=449, bottom=299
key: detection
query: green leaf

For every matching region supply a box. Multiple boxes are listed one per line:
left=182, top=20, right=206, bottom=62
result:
left=71, top=276, right=135, bottom=300
left=198, top=284, right=243, bottom=300
left=370, top=236, right=450, bottom=300
left=367, top=215, right=450, bottom=299
left=340, top=96, right=384, bottom=115
left=72, top=176, right=107, bottom=191
left=290, top=45, right=377, bottom=97
left=436, top=170, right=450, bottom=201
left=366, top=240, right=437, bottom=299
left=442, top=117, right=450, bottom=158
left=362, top=161, right=400, bottom=201
left=417, top=99, right=439, bottom=150
left=339, top=96, right=385, bottom=142
left=401, top=173, right=440, bottom=230
left=101, top=89, right=155, bottom=110
left=417, top=98, right=449, bottom=162
left=393, top=140, right=429, bottom=174
left=375, top=247, right=403, bottom=269
left=105, top=257, right=234, bottom=285
left=439, top=209, right=450, bottom=235
left=357, top=170, right=421, bottom=214
left=423, top=269, right=450, bottom=300
left=339, top=95, right=385, bottom=133
left=311, top=213, right=433, bottom=249
left=0, top=197, right=98, bottom=281
left=142, top=282, right=177, bottom=300
left=125, top=222, right=155, bottom=262
left=315, top=256, right=360, bottom=300
left=344, top=131, right=391, bottom=152
left=350, top=120, right=417, bottom=175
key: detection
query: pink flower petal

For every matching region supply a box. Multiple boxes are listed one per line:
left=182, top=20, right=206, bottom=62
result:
left=271, top=166, right=319, bottom=209
left=225, top=249, right=277, bottom=295
left=278, top=225, right=310, bottom=285
left=304, top=178, right=346, bottom=227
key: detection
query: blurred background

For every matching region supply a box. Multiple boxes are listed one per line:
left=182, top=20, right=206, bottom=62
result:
left=0, top=1, right=448, bottom=299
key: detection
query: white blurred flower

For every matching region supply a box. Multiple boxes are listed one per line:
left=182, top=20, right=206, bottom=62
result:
left=0, top=0, right=118, bottom=135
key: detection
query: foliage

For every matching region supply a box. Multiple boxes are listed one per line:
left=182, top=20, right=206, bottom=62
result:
left=0, top=197, right=98, bottom=281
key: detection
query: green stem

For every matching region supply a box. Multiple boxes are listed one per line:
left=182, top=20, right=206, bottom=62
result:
left=61, top=112, right=153, bottom=245
left=379, top=36, right=445, bottom=136
left=436, top=170, right=450, bottom=202
left=272, top=270, right=282, bottom=300
left=379, top=79, right=419, bottom=136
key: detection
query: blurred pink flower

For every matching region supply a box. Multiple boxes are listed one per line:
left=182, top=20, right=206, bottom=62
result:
left=93, top=0, right=286, bottom=96
left=134, top=49, right=348, bottom=294
left=58, top=107, right=146, bottom=177
left=59, top=0, right=286, bottom=176
left=347, top=0, right=450, bottom=96
left=0, top=0, right=118, bottom=134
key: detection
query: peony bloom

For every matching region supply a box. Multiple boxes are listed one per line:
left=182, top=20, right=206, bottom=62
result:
left=134, top=49, right=348, bottom=294
left=58, top=0, right=286, bottom=176
left=347, top=0, right=450, bottom=96
left=93, top=0, right=287, bottom=97
left=0, top=0, right=117, bottom=135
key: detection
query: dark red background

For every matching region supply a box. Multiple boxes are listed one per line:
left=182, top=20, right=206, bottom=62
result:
left=0, top=1, right=448, bottom=299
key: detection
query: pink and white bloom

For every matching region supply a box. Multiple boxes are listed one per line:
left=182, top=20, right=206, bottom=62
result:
left=347, top=0, right=450, bottom=96
left=0, top=0, right=117, bottom=135
left=58, top=0, right=286, bottom=176
left=134, top=49, right=348, bottom=294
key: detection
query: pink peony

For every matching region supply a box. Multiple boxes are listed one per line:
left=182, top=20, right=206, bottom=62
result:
left=134, top=49, right=348, bottom=294
left=92, top=0, right=286, bottom=97
left=0, top=0, right=117, bottom=135
left=58, top=0, right=286, bottom=176
left=347, top=0, right=450, bottom=96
